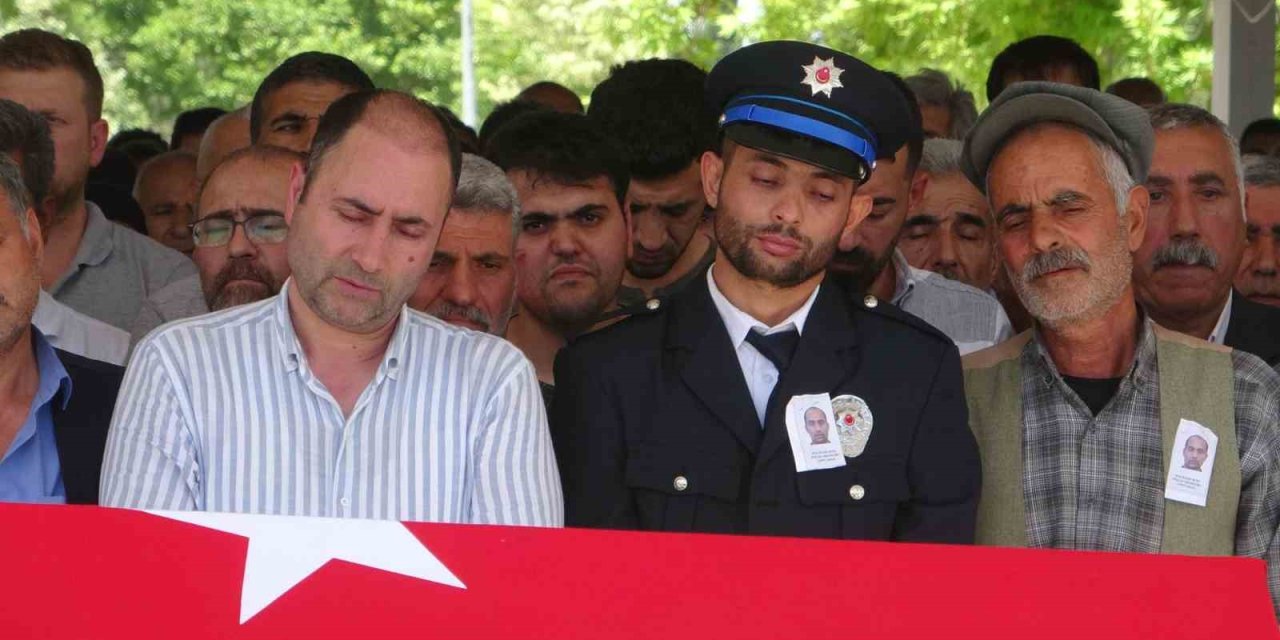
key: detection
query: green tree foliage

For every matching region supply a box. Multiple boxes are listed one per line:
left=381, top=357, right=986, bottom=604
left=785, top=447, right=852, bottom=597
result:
left=0, top=0, right=1269, bottom=135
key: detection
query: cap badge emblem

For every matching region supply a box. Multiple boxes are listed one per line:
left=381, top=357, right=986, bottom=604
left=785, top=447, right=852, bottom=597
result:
left=801, top=56, right=845, bottom=98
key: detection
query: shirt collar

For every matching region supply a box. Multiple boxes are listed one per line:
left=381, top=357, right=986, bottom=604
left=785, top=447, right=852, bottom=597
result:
left=31, top=291, right=65, bottom=341
left=271, top=278, right=409, bottom=381
left=76, top=202, right=115, bottom=269
left=706, top=264, right=820, bottom=349
left=1029, top=313, right=1158, bottom=390
left=1208, top=290, right=1233, bottom=345
left=30, top=327, right=73, bottom=411
left=890, top=250, right=919, bottom=305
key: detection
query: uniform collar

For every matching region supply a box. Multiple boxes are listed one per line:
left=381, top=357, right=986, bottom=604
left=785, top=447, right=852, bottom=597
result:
left=271, top=279, right=409, bottom=382
left=705, top=263, right=820, bottom=350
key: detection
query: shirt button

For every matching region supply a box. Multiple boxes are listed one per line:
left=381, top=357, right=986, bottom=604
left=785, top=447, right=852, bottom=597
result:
left=340, top=497, right=350, bottom=507
left=646, top=298, right=661, bottom=311
left=673, top=475, right=689, bottom=492
left=849, top=484, right=866, bottom=501
left=863, top=295, right=879, bottom=309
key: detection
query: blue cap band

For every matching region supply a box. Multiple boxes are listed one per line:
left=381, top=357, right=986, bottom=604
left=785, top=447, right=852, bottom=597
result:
left=721, top=102, right=876, bottom=169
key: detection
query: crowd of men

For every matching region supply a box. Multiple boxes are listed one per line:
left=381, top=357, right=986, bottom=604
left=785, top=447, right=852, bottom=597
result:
left=2, top=27, right=1280, bottom=613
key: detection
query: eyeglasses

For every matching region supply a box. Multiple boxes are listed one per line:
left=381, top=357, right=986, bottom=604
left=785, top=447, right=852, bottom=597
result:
left=189, top=213, right=289, bottom=248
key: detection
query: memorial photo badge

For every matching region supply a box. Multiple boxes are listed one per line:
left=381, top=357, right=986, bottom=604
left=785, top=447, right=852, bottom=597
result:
left=832, top=394, right=873, bottom=458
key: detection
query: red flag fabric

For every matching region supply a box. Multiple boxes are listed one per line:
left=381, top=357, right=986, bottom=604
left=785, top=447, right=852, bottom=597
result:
left=0, top=503, right=1274, bottom=638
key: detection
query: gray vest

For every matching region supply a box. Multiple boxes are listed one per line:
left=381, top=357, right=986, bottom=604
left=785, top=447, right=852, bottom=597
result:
left=962, top=325, right=1240, bottom=555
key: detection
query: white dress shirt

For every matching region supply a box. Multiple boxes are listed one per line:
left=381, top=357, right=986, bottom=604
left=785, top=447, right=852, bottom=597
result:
left=31, top=290, right=129, bottom=365
left=101, top=281, right=563, bottom=526
left=706, top=266, right=820, bottom=425
left=1208, top=290, right=1233, bottom=345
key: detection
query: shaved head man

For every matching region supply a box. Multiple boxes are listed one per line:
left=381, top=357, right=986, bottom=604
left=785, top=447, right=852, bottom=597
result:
left=804, top=407, right=831, bottom=445
left=129, top=145, right=301, bottom=343
left=1183, top=435, right=1209, bottom=471
left=193, top=145, right=298, bottom=311
left=133, top=150, right=196, bottom=253
left=195, top=106, right=249, bottom=185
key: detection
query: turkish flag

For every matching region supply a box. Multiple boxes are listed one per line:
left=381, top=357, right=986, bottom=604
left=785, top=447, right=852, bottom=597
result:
left=0, top=503, right=1274, bottom=638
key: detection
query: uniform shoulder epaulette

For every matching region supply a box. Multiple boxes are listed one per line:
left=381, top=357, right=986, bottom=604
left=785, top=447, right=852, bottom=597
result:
left=581, top=295, right=668, bottom=336
left=852, top=293, right=954, bottom=347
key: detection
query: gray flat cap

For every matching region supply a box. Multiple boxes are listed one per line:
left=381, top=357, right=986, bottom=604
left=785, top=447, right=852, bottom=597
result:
left=962, top=81, right=1153, bottom=193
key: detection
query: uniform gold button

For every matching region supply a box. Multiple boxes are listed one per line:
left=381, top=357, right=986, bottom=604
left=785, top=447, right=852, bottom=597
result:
left=646, top=298, right=661, bottom=311
left=849, top=484, right=866, bottom=501
left=673, top=475, right=689, bottom=491
left=863, top=295, right=878, bottom=309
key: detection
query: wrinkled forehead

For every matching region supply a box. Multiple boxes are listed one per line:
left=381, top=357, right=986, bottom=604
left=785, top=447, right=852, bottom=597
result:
left=438, top=209, right=516, bottom=253
left=201, top=157, right=295, bottom=213
left=987, top=124, right=1107, bottom=195
left=1150, top=125, right=1239, bottom=182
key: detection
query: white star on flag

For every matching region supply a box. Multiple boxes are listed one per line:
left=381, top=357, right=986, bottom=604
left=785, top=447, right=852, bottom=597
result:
left=151, top=510, right=466, bottom=623
left=801, top=56, right=845, bottom=98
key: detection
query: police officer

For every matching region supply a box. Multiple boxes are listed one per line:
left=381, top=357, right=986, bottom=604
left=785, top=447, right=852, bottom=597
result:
left=550, top=41, right=980, bottom=542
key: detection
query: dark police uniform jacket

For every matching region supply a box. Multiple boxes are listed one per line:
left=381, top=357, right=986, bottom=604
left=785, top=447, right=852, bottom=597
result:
left=550, top=270, right=980, bottom=542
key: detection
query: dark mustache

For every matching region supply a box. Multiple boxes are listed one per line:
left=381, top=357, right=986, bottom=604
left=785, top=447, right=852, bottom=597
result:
left=1151, top=238, right=1219, bottom=270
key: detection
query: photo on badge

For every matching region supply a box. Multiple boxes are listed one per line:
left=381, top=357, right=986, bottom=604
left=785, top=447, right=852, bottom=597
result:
left=1164, top=419, right=1218, bottom=507
left=785, top=393, right=846, bottom=472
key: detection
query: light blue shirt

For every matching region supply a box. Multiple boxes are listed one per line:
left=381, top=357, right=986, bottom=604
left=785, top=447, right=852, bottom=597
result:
left=101, top=281, right=562, bottom=526
left=0, top=328, right=72, bottom=504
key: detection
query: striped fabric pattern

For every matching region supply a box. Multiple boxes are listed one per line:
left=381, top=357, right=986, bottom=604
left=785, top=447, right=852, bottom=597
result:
left=100, top=283, right=563, bottom=526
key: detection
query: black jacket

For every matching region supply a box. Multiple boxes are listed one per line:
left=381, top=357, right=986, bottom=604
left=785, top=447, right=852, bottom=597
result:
left=1225, top=292, right=1280, bottom=367
left=51, top=348, right=125, bottom=504
left=551, top=272, right=980, bottom=542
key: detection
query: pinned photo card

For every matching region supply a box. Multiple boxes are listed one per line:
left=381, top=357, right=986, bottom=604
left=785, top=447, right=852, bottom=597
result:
left=1164, top=419, right=1218, bottom=507
left=785, top=393, right=846, bottom=473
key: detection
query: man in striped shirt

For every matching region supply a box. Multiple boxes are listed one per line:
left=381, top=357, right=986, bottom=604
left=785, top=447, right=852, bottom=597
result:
left=100, top=90, right=563, bottom=526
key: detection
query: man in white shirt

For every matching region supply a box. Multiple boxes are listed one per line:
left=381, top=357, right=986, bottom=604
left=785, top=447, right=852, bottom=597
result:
left=101, top=90, right=562, bottom=525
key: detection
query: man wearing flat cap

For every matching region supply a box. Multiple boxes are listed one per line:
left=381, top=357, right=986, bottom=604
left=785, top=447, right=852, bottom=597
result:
left=961, top=82, right=1280, bottom=613
left=551, top=41, right=980, bottom=542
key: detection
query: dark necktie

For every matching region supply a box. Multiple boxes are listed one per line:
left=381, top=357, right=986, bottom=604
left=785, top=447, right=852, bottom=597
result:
left=745, top=329, right=800, bottom=373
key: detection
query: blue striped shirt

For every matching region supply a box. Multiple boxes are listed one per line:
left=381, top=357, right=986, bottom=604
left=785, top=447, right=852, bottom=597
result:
left=100, top=282, right=562, bottom=526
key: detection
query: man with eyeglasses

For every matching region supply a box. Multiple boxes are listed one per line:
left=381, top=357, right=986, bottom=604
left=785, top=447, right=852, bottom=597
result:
left=129, top=145, right=298, bottom=343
